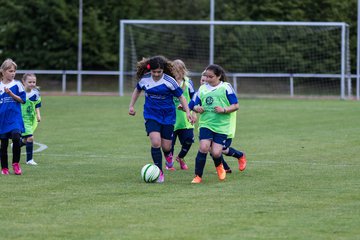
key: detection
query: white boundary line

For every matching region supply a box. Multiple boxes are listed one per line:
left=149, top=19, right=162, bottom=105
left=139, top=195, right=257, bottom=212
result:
left=33, top=141, right=48, bottom=153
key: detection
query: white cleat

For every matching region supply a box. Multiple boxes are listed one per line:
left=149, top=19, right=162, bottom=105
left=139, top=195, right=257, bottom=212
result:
left=26, top=159, right=38, bottom=166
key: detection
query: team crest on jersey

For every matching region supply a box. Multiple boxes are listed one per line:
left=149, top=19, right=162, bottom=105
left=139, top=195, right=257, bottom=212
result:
left=205, top=96, right=214, bottom=105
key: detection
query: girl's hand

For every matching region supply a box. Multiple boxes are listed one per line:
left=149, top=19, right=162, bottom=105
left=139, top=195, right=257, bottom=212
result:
left=4, top=87, right=11, bottom=94
left=214, top=106, right=226, bottom=114
left=177, top=104, right=184, bottom=111
left=194, top=106, right=204, bottom=114
left=128, top=106, right=136, bottom=116
left=191, top=112, right=198, bottom=123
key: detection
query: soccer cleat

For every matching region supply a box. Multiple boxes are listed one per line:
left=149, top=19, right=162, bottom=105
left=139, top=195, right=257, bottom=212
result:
left=191, top=175, right=202, bottom=184
left=216, top=163, right=226, bottom=181
left=26, top=159, right=38, bottom=166
left=157, top=171, right=164, bottom=183
left=1, top=168, right=9, bottom=175
left=238, top=153, right=247, bottom=171
left=176, top=156, right=188, bottom=170
left=12, top=163, right=22, bottom=175
left=165, top=153, right=174, bottom=169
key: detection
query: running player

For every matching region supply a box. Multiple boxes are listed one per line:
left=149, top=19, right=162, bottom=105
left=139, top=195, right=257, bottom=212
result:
left=128, top=56, right=193, bottom=183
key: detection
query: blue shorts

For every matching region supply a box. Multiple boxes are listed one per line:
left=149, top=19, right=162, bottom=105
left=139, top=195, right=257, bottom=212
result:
left=222, top=138, right=232, bottom=150
left=145, top=119, right=174, bottom=140
left=173, top=129, right=194, bottom=145
left=199, top=127, right=227, bottom=145
left=0, top=129, right=22, bottom=140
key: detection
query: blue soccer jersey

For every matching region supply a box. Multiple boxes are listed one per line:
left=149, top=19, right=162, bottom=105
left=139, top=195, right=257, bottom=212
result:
left=137, top=73, right=183, bottom=125
left=0, top=80, right=26, bottom=134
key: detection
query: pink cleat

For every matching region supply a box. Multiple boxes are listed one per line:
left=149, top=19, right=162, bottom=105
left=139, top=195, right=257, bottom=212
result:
left=1, top=168, right=9, bottom=175
left=157, top=171, right=164, bottom=183
left=176, top=156, right=188, bottom=170
left=165, top=153, right=175, bottom=171
left=12, top=163, right=22, bottom=175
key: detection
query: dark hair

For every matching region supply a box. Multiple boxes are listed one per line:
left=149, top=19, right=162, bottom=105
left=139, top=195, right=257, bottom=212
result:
left=205, top=64, right=227, bottom=82
left=136, top=55, right=175, bottom=80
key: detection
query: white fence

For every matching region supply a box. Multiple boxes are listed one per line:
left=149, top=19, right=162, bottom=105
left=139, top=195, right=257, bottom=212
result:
left=16, top=70, right=358, bottom=99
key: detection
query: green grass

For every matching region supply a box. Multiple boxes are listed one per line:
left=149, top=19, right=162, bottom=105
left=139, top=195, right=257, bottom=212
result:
left=1, top=96, right=359, bottom=240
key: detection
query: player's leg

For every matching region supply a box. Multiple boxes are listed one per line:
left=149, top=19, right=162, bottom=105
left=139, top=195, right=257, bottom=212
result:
left=221, top=139, right=232, bottom=173
left=211, top=133, right=228, bottom=181
left=161, top=124, right=175, bottom=171
left=145, top=120, right=163, bottom=173
left=192, top=128, right=211, bottom=183
left=11, top=130, right=22, bottom=175
left=176, top=129, right=194, bottom=170
left=0, top=135, right=10, bottom=174
left=225, top=142, right=247, bottom=171
left=24, top=135, right=37, bottom=165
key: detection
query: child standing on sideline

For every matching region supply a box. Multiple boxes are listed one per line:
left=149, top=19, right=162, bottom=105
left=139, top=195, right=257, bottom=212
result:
left=190, top=64, right=239, bottom=183
left=20, top=73, right=42, bottom=166
left=166, top=59, right=195, bottom=171
left=0, top=58, right=26, bottom=175
left=129, top=56, right=193, bottom=183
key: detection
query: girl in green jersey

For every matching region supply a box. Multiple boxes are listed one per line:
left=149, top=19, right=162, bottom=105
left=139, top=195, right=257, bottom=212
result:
left=190, top=64, right=239, bottom=183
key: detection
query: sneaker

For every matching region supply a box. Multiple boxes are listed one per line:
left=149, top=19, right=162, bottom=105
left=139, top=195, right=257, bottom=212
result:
left=26, top=159, right=38, bottom=166
left=12, top=163, right=22, bottom=175
left=1, top=168, right=9, bottom=175
left=176, top=156, right=188, bottom=170
left=165, top=153, right=174, bottom=169
left=225, top=168, right=232, bottom=174
left=191, top=175, right=202, bottom=184
left=238, top=153, right=247, bottom=171
left=157, top=171, right=164, bottom=183
left=216, top=163, right=226, bottom=181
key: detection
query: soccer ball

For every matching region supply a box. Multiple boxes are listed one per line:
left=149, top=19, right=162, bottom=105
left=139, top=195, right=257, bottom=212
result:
left=141, top=164, right=160, bottom=183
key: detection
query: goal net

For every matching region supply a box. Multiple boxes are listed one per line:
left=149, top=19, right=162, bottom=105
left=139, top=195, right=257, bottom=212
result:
left=119, top=20, right=350, bottom=98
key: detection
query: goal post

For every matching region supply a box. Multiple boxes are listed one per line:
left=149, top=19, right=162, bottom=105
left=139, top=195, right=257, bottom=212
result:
left=119, top=20, right=350, bottom=98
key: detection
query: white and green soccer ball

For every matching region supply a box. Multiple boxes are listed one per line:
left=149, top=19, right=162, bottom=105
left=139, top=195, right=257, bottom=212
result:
left=141, top=164, right=160, bottom=183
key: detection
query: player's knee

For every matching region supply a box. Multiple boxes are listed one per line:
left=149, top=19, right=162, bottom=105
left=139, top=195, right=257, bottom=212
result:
left=11, top=132, right=21, bottom=142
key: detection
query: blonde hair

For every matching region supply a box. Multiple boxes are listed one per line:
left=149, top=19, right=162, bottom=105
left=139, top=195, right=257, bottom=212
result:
left=172, top=59, right=189, bottom=80
left=22, top=73, right=40, bottom=90
left=0, top=58, right=17, bottom=78
left=22, top=73, right=36, bottom=82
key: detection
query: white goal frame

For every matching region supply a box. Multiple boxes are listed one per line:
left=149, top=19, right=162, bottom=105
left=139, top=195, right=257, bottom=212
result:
left=119, top=20, right=350, bottom=98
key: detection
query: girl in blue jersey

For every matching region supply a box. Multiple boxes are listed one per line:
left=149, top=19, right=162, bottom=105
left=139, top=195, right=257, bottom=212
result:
left=129, top=56, right=193, bottom=183
left=0, top=59, right=26, bottom=175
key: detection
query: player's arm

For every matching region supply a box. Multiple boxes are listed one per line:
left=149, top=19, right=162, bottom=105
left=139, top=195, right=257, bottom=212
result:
left=215, top=84, right=239, bottom=114
left=4, top=87, right=25, bottom=103
left=35, top=108, right=41, bottom=122
left=129, top=88, right=141, bottom=116
left=178, top=95, right=194, bottom=124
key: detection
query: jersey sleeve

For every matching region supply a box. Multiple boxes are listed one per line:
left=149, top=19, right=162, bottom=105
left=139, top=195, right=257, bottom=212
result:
left=190, top=91, right=201, bottom=110
left=225, top=83, right=238, bottom=105
left=188, top=79, right=195, bottom=99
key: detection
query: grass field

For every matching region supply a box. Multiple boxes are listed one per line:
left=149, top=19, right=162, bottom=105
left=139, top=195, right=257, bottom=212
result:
left=1, top=96, right=359, bottom=240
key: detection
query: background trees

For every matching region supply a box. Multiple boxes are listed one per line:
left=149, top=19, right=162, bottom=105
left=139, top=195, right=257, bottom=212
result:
left=0, top=0, right=357, bottom=72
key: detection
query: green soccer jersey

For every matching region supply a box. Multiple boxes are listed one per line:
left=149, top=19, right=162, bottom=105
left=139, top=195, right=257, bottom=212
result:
left=173, top=77, right=194, bottom=131
left=198, top=82, right=232, bottom=135
left=21, top=88, right=41, bottom=136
